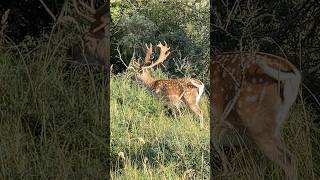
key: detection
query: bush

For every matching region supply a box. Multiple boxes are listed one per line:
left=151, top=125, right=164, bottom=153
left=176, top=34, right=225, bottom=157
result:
left=111, top=0, right=210, bottom=83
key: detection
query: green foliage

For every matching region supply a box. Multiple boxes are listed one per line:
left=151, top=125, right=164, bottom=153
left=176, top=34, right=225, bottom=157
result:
left=110, top=70, right=210, bottom=179
left=111, top=0, right=209, bottom=82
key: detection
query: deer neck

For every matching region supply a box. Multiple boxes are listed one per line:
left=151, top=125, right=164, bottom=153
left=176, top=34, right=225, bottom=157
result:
left=142, top=71, right=156, bottom=89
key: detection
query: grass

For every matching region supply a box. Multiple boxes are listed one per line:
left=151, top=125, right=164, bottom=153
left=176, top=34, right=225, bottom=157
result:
left=110, top=70, right=210, bottom=179
left=110, top=68, right=320, bottom=179
left=0, top=22, right=318, bottom=180
left=0, top=32, right=109, bottom=179
left=211, top=100, right=320, bottom=179
left=1, top=34, right=319, bottom=179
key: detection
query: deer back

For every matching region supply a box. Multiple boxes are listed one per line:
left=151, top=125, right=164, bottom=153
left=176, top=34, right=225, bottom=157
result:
left=152, top=79, right=185, bottom=97
left=153, top=79, right=202, bottom=99
left=211, top=52, right=300, bottom=129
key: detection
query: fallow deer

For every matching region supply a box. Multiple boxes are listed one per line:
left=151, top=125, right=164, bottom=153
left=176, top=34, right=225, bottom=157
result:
left=69, top=0, right=110, bottom=70
left=210, top=52, right=301, bottom=179
left=131, top=42, right=205, bottom=128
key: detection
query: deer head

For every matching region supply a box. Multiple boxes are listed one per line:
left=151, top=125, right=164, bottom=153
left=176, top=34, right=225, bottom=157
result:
left=69, top=0, right=110, bottom=68
left=131, top=41, right=171, bottom=85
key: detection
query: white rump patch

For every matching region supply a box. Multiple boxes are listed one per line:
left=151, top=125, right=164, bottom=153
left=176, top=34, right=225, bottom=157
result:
left=190, top=80, right=204, bottom=105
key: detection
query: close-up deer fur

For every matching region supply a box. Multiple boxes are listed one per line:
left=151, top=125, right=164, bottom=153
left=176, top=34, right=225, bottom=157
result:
left=210, top=52, right=301, bottom=180
left=131, top=42, right=205, bottom=129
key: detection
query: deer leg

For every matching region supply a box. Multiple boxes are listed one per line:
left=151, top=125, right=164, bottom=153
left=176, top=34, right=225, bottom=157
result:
left=170, top=105, right=178, bottom=120
left=176, top=105, right=182, bottom=117
left=188, top=104, right=204, bottom=129
left=251, top=133, right=297, bottom=180
left=168, top=96, right=182, bottom=119
left=173, top=101, right=182, bottom=119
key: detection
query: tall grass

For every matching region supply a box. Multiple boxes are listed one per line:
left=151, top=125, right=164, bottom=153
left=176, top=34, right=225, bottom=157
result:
left=0, top=31, right=108, bottom=179
left=110, top=70, right=210, bottom=179
left=211, top=101, right=319, bottom=179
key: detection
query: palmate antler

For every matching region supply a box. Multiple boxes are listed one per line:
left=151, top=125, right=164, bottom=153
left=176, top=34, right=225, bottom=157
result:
left=143, top=41, right=171, bottom=69
left=72, top=0, right=96, bottom=22
left=72, top=0, right=109, bottom=33
left=91, top=3, right=109, bottom=33
left=130, top=41, right=170, bottom=71
left=69, top=0, right=109, bottom=67
left=144, top=43, right=153, bottom=66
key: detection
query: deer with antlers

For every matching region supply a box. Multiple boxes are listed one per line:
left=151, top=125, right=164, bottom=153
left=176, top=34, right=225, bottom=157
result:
left=69, top=0, right=110, bottom=69
left=131, top=42, right=205, bottom=128
left=210, top=52, right=301, bottom=179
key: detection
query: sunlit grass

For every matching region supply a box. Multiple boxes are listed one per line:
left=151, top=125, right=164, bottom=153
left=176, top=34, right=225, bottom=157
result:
left=110, top=70, right=210, bottom=179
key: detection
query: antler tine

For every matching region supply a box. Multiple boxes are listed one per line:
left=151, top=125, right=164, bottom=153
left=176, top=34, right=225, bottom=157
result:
left=163, top=41, right=168, bottom=47
left=143, top=41, right=171, bottom=69
left=91, top=3, right=109, bottom=33
left=132, top=60, right=140, bottom=68
left=90, top=0, right=95, bottom=10
left=72, top=0, right=96, bottom=22
left=78, top=0, right=96, bottom=14
left=129, top=56, right=141, bottom=69
left=144, top=43, right=153, bottom=66
left=157, top=41, right=162, bottom=47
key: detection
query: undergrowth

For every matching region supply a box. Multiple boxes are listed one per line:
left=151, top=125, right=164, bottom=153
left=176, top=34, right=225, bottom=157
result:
left=0, top=28, right=108, bottom=179
left=110, top=70, right=210, bottom=179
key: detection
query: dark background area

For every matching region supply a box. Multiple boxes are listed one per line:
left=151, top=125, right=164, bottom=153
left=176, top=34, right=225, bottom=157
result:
left=0, top=0, right=108, bottom=43
left=0, top=0, right=65, bottom=43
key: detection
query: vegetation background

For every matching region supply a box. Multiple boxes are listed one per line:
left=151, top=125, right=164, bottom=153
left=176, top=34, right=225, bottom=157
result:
left=1, top=0, right=210, bottom=179
left=1, top=0, right=319, bottom=179
left=110, top=0, right=210, bottom=179
left=1, top=0, right=109, bottom=179
left=211, top=0, right=320, bottom=179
